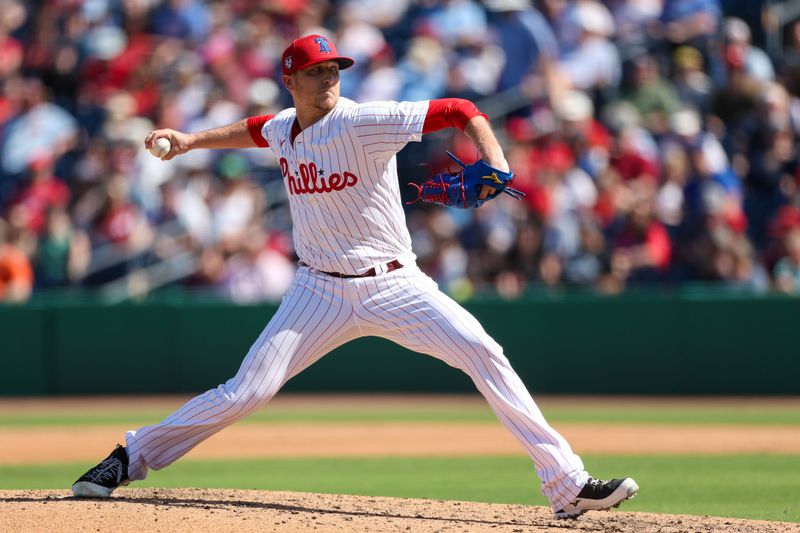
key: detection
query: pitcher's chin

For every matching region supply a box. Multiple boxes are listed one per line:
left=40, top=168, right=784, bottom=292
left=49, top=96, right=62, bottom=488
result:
left=316, top=93, right=338, bottom=112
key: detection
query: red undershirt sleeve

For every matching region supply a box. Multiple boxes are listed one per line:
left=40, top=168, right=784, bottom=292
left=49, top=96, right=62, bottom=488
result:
left=246, top=115, right=274, bottom=147
left=422, top=99, right=488, bottom=134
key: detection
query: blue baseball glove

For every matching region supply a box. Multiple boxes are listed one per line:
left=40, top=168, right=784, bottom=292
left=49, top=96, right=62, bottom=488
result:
left=407, top=152, right=525, bottom=209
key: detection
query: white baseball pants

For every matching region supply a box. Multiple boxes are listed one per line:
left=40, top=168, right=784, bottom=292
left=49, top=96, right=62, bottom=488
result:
left=125, top=264, right=588, bottom=510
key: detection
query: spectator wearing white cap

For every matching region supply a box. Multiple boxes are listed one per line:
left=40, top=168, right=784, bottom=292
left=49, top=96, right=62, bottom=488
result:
left=553, top=90, right=612, bottom=180
left=558, top=1, right=621, bottom=92
left=723, top=17, right=774, bottom=83
left=669, top=106, right=727, bottom=170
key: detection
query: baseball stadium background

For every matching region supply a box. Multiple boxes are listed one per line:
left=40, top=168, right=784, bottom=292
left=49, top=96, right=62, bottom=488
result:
left=1, top=0, right=799, bottom=531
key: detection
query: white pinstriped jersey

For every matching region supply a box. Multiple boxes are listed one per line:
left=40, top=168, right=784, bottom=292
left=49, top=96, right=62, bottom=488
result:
left=260, top=97, right=429, bottom=275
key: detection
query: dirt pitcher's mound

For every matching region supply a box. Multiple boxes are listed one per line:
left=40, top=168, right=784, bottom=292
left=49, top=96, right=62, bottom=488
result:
left=2, top=489, right=797, bottom=533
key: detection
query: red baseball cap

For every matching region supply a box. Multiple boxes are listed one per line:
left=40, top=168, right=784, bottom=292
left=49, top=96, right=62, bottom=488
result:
left=281, top=34, right=355, bottom=76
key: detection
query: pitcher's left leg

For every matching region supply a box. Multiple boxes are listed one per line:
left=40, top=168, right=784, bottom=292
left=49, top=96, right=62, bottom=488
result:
left=353, top=266, right=587, bottom=511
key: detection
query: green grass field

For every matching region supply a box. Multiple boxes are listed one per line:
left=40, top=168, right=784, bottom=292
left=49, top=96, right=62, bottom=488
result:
left=2, top=455, right=798, bottom=522
left=2, top=397, right=798, bottom=523
left=2, top=401, right=799, bottom=427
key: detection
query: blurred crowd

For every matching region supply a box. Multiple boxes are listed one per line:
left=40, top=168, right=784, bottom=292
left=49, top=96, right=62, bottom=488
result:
left=2, top=0, right=800, bottom=303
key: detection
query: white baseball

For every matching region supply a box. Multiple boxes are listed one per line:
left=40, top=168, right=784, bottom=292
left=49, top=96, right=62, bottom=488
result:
left=149, top=137, right=171, bottom=158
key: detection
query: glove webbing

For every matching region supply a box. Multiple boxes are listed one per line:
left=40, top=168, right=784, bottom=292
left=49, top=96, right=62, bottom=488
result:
left=406, top=174, right=467, bottom=207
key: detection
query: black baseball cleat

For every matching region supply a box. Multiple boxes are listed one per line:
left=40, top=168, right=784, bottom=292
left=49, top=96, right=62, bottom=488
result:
left=554, top=477, right=639, bottom=519
left=71, top=444, right=130, bottom=498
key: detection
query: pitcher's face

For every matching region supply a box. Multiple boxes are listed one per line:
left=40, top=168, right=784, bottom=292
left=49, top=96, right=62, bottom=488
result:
left=284, top=60, right=340, bottom=115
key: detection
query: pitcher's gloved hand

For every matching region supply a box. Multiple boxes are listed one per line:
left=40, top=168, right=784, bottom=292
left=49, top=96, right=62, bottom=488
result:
left=407, top=151, right=524, bottom=209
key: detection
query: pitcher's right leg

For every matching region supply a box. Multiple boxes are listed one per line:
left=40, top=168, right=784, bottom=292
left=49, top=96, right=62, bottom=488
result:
left=89, top=268, right=359, bottom=491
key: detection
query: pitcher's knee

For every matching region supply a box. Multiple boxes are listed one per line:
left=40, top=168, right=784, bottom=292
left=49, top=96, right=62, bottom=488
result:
left=468, top=337, right=509, bottom=364
left=457, top=329, right=503, bottom=356
left=219, top=378, right=280, bottom=414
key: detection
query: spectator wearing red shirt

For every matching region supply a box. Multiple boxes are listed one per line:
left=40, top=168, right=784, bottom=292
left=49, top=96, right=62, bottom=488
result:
left=519, top=135, right=575, bottom=220
left=609, top=193, right=672, bottom=285
left=608, top=125, right=660, bottom=184
left=8, top=154, right=70, bottom=235
left=91, top=174, right=153, bottom=273
left=0, top=28, right=22, bottom=78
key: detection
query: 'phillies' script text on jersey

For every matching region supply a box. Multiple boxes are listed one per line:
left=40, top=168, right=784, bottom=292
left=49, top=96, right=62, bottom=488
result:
left=279, top=158, right=359, bottom=195
left=261, top=98, right=428, bottom=275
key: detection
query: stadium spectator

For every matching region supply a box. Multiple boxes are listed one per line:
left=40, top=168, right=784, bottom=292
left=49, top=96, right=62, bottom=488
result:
left=33, top=207, right=90, bottom=288
left=723, top=17, right=774, bottom=83
left=0, top=2, right=23, bottom=79
left=608, top=191, right=672, bottom=285
left=622, top=51, right=681, bottom=134
left=562, top=218, right=606, bottom=286
left=778, top=18, right=800, bottom=95
left=8, top=154, right=70, bottom=235
left=661, top=0, right=726, bottom=84
left=396, top=36, right=448, bottom=101
left=608, top=0, right=663, bottom=56
left=538, top=0, right=580, bottom=55
left=219, top=225, right=295, bottom=303
left=553, top=90, right=612, bottom=181
left=774, top=227, right=800, bottom=294
left=485, top=0, right=559, bottom=100
left=558, top=1, right=621, bottom=93
left=671, top=46, right=713, bottom=112
left=0, top=217, right=33, bottom=302
left=742, top=87, right=798, bottom=248
left=1, top=79, right=78, bottom=179
left=654, top=143, right=689, bottom=227
left=419, top=0, right=488, bottom=49
left=209, top=153, right=264, bottom=251
left=2, top=0, right=800, bottom=301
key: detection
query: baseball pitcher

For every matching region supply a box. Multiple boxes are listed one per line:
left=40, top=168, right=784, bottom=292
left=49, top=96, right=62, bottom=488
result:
left=72, top=34, right=638, bottom=519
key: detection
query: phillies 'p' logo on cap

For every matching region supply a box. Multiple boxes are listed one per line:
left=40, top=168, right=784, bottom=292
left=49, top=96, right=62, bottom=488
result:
left=281, top=34, right=355, bottom=76
left=314, top=37, right=332, bottom=53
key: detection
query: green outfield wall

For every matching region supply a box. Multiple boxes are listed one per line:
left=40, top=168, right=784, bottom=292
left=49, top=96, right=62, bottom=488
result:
left=2, top=293, right=798, bottom=395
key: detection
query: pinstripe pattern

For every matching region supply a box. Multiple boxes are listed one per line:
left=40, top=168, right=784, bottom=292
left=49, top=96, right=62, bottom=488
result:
left=125, top=265, right=587, bottom=510
left=125, top=267, right=360, bottom=480
left=121, top=97, right=588, bottom=512
left=350, top=265, right=587, bottom=510
left=262, top=98, right=426, bottom=275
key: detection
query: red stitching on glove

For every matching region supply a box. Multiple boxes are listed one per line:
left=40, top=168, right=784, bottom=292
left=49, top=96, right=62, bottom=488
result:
left=405, top=182, right=423, bottom=204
